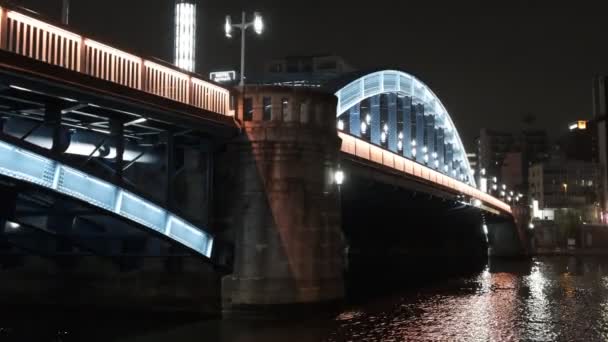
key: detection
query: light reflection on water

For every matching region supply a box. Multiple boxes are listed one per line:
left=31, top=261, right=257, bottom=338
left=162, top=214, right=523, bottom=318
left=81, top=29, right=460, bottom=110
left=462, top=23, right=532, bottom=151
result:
left=113, top=257, right=608, bottom=341
left=5, top=256, right=608, bottom=341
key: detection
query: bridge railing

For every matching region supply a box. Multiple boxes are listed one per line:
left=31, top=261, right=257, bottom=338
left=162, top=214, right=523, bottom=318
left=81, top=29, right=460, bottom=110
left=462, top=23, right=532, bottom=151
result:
left=0, top=6, right=231, bottom=116
left=339, top=132, right=512, bottom=214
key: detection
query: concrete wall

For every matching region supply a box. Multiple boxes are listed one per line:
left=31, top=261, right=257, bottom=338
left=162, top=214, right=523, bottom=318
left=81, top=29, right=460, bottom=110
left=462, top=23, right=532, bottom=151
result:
left=215, top=86, right=344, bottom=313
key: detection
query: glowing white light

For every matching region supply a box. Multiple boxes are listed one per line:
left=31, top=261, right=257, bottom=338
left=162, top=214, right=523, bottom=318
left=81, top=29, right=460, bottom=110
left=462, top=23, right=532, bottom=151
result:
left=412, top=148, right=417, bottom=157
left=481, top=168, right=486, bottom=176
left=422, top=146, right=428, bottom=154
left=509, top=191, right=514, bottom=196
left=529, top=223, right=535, bottom=229
left=507, top=196, right=512, bottom=202
left=253, top=12, right=264, bottom=35
left=175, top=2, right=197, bottom=72
left=502, top=184, right=506, bottom=190
left=397, top=140, right=403, bottom=151
left=398, top=132, right=404, bottom=140
left=434, top=160, right=439, bottom=168
left=444, top=165, right=449, bottom=172
left=424, top=154, right=429, bottom=163
left=492, top=184, right=498, bottom=190
left=125, top=117, right=147, bottom=126
left=224, top=15, right=232, bottom=38
left=334, top=170, right=345, bottom=185
left=411, top=140, right=417, bottom=147
left=432, top=152, right=437, bottom=159
left=360, top=122, right=368, bottom=134
left=383, top=123, right=389, bottom=132
left=492, top=177, right=497, bottom=183
left=337, top=119, right=344, bottom=130
left=500, top=191, right=506, bottom=196
left=381, top=131, right=387, bottom=143
left=482, top=224, right=488, bottom=235
left=365, top=114, right=371, bottom=124
left=569, top=123, right=578, bottom=131
left=473, top=199, right=482, bottom=207
left=6, top=221, right=20, bottom=230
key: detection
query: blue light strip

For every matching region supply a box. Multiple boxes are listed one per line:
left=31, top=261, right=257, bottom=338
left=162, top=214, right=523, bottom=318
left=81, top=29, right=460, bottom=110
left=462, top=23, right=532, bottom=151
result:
left=0, top=140, right=214, bottom=258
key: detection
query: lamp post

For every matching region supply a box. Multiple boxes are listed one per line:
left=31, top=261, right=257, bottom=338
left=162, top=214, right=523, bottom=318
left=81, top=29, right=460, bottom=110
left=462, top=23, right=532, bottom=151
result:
left=225, top=12, right=264, bottom=87
left=61, top=0, right=70, bottom=25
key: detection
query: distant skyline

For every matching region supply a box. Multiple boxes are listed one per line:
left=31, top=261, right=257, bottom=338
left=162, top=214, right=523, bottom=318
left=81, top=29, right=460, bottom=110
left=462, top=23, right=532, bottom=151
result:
left=15, top=0, right=608, bottom=149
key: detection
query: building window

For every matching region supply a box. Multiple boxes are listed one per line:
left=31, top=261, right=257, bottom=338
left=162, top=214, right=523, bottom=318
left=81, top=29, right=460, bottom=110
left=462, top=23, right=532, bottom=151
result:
left=244, top=97, right=253, bottom=121
left=281, top=98, right=289, bottom=119
left=263, top=97, right=272, bottom=121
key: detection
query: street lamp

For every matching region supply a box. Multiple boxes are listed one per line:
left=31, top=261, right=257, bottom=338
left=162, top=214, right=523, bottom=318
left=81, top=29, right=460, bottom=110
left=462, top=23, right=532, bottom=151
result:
left=225, top=11, right=264, bottom=86
left=61, top=0, right=70, bottom=25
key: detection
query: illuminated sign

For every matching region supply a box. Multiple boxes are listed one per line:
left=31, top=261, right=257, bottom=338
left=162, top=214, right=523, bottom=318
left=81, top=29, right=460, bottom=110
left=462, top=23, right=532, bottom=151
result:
left=210, top=70, right=236, bottom=83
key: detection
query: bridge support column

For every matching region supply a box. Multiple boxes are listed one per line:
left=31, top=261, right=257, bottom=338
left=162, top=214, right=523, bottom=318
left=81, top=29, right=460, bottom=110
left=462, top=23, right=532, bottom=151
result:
left=348, top=103, right=360, bottom=137
left=110, top=119, right=124, bottom=181
left=487, top=219, right=525, bottom=257
left=414, top=104, right=425, bottom=163
left=387, top=94, right=398, bottom=152
left=44, top=103, right=69, bottom=155
left=370, top=95, right=381, bottom=145
left=402, top=96, right=412, bottom=158
left=217, top=86, right=344, bottom=315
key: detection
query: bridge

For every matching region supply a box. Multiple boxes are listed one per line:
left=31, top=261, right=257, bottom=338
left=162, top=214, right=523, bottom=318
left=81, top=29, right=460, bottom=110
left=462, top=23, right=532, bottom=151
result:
left=0, top=4, right=525, bottom=314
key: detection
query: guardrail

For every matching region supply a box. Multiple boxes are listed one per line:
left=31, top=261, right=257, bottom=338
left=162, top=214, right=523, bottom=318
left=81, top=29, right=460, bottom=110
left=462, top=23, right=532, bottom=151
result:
left=339, top=132, right=512, bottom=214
left=0, top=6, right=231, bottom=116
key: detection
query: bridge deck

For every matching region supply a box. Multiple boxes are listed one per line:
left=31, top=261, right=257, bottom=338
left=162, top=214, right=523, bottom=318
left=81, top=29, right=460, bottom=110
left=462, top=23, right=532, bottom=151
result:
left=339, top=132, right=511, bottom=215
left=0, top=4, right=233, bottom=124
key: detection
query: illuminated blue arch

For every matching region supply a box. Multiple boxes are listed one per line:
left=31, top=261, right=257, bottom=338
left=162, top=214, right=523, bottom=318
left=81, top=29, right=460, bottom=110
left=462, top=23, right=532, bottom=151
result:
left=0, top=139, right=213, bottom=258
left=334, top=70, right=475, bottom=187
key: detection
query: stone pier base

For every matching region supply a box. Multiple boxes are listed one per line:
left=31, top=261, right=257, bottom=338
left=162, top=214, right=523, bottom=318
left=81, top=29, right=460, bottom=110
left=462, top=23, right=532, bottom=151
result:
left=216, top=86, right=345, bottom=315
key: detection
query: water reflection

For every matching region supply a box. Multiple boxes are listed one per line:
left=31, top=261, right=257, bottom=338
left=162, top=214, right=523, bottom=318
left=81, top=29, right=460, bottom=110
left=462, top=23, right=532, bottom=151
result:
left=7, top=257, right=608, bottom=341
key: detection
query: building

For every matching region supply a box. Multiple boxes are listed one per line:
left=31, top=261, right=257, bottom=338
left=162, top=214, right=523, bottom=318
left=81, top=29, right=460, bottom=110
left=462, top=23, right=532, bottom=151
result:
left=593, top=76, right=608, bottom=212
left=556, top=120, right=597, bottom=162
left=476, top=128, right=548, bottom=193
left=501, top=152, right=523, bottom=190
left=476, top=129, right=514, bottom=179
left=529, top=159, right=601, bottom=223
left=261, top=55, right=355, bottom=87
left=467, top=152, right=478, bottom=172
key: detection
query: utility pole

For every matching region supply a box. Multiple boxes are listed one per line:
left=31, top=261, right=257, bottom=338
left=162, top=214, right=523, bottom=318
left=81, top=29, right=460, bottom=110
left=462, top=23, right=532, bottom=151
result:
left=61, top=0, right=70, bottom=25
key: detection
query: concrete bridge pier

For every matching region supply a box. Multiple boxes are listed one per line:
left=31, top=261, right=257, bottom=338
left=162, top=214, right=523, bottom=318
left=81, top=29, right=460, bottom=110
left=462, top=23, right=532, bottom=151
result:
left=487, top=219, right=526, bottom=258
left=216, top=86, right=345, bottom=316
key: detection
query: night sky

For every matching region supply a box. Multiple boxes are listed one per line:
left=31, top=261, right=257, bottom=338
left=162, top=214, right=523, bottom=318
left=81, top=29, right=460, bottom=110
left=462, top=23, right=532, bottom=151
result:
left=15, top=0, right=608, bottom=149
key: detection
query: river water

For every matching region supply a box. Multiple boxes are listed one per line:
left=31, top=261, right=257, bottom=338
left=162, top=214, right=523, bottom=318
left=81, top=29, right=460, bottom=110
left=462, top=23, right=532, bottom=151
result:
left=4, top=256, right=608, bottom=341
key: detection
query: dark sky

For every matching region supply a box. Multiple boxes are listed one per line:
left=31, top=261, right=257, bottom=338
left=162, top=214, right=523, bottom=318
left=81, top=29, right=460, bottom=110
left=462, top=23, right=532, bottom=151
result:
left=14, top=0, right=608, bottom=149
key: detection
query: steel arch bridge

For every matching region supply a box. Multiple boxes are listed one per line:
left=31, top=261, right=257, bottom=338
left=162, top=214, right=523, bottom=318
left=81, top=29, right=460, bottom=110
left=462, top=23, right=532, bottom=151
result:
left=334, top=70, right=510, bottom=214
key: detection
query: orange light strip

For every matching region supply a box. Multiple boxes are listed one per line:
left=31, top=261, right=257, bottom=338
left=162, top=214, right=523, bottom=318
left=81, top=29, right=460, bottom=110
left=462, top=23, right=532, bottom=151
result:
left=143, top=60, right=189, bottom=80
left=84, top=39, right=141, bottom=64
left=7, top=11, right=81, bottom=41
left=339, top=132, right=512, bottom=214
